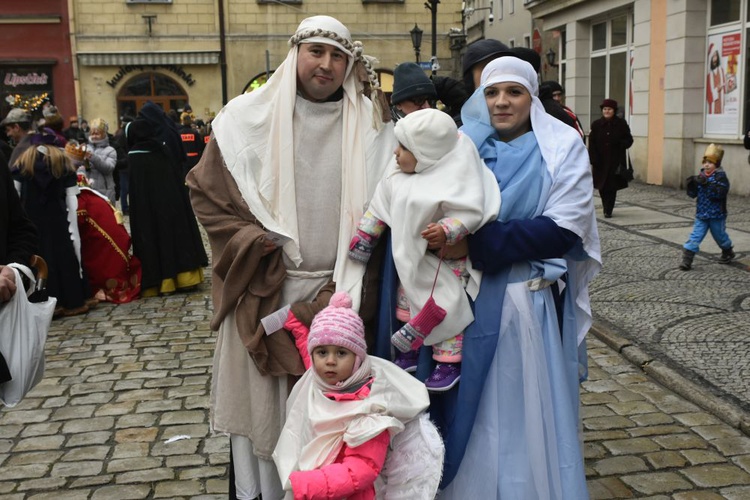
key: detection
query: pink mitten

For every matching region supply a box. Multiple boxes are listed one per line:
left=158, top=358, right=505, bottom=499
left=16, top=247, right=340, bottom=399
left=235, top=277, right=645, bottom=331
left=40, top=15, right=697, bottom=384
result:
left=285, top=312, right=311, bottom=369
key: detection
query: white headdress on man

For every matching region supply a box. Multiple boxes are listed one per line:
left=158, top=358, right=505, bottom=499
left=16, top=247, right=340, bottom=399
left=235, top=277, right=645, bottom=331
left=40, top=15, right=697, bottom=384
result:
left=211, top=15, right=394, bottom=310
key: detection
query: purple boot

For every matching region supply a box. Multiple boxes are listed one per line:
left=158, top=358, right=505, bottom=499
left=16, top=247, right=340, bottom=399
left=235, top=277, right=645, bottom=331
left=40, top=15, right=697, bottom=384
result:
left=425, top=363, right=461, bottom=392
left=393, top=350, right=419, bottom=373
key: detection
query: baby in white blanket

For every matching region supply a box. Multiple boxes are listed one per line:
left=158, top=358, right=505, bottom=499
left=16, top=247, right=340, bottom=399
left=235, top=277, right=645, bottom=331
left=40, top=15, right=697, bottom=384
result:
left=348, top=108, right=500, bottom=391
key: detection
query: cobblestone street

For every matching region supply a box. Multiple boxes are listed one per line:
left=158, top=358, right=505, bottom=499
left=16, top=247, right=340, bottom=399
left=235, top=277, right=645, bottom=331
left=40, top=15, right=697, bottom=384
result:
left=1, top=181, right=750, bottom=498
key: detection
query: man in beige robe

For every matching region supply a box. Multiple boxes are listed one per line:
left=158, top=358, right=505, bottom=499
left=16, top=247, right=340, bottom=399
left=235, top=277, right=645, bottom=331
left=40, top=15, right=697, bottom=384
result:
left=187, top=15, right=395, bottom=500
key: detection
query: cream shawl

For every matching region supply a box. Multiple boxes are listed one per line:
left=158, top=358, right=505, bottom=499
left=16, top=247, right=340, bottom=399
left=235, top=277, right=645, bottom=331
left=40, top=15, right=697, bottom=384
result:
left=273, top=356, right=430, bottom=490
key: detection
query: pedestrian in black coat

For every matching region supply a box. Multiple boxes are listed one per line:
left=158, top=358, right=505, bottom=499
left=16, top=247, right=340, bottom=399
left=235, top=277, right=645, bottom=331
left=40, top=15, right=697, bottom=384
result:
left=0, top=151, right=39, bottom=383
left=588, top=98, right=633, bottom=218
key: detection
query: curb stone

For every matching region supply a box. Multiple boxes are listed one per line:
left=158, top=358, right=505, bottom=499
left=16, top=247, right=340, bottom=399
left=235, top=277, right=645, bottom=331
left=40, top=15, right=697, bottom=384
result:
left=589, top=322, right=750, bottom=437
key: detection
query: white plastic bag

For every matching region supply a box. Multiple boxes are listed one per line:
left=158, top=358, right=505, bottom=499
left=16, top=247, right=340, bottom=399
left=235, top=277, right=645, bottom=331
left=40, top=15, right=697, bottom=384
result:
left=0, top=266, right=55, bottom=407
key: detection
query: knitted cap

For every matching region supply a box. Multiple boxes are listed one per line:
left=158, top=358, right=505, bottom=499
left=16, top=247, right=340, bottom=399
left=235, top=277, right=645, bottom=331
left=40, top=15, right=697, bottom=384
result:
left=394, top=108, right=458, bottom=172
left=541, top=80, right=564, bottom=94
left=600, top=98, right=618, bottom=110
left=703, top=143, right=724, bottom=165
left=308, top=291, right=367, bottom=364
left=392, top=62, right=437, bottom=105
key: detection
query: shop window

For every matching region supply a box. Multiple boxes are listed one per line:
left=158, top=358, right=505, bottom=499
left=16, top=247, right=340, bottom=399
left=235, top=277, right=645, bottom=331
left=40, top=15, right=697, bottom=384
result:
left=710, top=0, right=740, bottom=26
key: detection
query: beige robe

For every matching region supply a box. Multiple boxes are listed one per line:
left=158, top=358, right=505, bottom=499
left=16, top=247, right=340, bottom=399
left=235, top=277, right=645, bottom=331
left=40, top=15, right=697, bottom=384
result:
left=188, top=137, right=388, bottom=457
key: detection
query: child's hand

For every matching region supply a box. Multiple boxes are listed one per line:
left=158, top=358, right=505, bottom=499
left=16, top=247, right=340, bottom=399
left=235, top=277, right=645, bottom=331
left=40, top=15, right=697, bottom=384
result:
left=261, top=237, right=278, bottom=255
left=421, top=223, right=447, bottom=249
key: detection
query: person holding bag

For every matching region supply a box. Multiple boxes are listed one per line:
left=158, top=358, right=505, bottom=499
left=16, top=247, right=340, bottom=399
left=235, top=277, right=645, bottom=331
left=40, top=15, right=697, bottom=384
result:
left=589, top=98, right=633, bottom=218
left=0, top=152, right=55, bottom=407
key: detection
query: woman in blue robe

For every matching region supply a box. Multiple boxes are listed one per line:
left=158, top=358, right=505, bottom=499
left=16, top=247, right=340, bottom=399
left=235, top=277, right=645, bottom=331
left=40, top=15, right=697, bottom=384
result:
left=433, top=56, right=602, bottom=498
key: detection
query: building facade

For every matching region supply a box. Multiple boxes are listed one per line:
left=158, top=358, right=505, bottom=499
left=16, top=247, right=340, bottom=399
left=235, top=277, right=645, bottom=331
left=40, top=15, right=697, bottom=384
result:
left=71, top=0, right=465, bottom=128
left=527, top=0, right=750, bottom=195
left=0, top=1, right=77, bottom=125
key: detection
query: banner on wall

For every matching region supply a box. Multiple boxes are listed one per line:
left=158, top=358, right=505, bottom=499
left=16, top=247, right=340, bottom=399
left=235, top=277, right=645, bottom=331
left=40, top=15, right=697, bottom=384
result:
left=705, top=30, right=741, bottom=135
left=629, top=48, right=634, bottom=117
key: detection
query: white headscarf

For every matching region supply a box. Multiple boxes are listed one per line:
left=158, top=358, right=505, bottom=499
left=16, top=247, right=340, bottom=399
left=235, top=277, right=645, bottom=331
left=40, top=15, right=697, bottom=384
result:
left=463, top=55, right=602, bottom=344
left=480, top=55, right=539, bottom=96
left=211, top=15, right=395, bottom=310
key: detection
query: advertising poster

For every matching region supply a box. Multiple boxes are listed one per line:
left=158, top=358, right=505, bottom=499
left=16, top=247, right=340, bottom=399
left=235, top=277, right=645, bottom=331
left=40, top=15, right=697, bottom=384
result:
left=705, top=30, right=741, bottom=135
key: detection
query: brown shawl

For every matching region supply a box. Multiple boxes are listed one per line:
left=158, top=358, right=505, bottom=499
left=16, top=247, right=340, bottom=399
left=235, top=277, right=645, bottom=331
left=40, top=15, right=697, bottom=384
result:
left=187, top=137, right=305, bottom=377
left=187, top=138, right=385, bottom=376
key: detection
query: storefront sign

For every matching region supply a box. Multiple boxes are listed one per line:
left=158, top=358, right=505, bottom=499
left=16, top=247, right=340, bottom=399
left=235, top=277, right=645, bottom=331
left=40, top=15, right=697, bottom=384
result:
left=107, top=65, right=196, bottom=88
left=0, top=65, right=54, bottom=116
left=705, top=30, right=741, bottom=136
left=3, top=72, right=49, bottom=87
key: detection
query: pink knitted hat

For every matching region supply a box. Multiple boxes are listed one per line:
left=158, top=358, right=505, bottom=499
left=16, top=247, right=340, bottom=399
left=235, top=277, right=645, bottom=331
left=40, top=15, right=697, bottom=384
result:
left=308, top=291, right=367, bottom=365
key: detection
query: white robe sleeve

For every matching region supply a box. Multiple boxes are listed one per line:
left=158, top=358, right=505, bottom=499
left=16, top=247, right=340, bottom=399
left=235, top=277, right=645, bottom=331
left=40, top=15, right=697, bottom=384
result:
left=65, top=185, right=83, bottom=278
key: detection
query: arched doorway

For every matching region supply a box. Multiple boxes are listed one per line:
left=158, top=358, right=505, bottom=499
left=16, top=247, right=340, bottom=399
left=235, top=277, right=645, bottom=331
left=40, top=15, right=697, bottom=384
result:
left=242, top=71, right=273, bottom=94
left=116, top=72, right=189, bottom=119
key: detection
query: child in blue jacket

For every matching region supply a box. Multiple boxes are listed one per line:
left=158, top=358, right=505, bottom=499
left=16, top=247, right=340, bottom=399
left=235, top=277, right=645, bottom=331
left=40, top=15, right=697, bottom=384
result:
left=679, top=143, right=734, bottom=270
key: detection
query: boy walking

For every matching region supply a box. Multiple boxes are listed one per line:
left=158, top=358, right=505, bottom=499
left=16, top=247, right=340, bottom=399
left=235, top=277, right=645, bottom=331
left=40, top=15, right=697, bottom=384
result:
left=680, top=143, right=735, bottom=270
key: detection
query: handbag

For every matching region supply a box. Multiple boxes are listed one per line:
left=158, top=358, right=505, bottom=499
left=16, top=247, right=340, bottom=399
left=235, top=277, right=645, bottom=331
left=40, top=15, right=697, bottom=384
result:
left=616, top=154, right=635, bottom=181
left=0, top=266, right=56, bottom=407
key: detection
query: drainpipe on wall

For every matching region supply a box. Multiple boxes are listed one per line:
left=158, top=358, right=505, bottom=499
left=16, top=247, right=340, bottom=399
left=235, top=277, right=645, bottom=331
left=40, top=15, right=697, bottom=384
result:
left=67, top=0, right=82, bottom=120
left=218, top=0, right=228, bottom=105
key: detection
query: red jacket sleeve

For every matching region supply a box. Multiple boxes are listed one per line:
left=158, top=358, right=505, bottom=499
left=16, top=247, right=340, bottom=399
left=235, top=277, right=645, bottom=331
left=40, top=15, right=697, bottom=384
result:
left=290, top=431, right=390, bottom=500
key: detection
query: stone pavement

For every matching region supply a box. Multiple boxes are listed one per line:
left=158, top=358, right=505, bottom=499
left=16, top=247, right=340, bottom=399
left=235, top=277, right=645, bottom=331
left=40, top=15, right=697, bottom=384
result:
left=1, top=181, right=750, bottom=498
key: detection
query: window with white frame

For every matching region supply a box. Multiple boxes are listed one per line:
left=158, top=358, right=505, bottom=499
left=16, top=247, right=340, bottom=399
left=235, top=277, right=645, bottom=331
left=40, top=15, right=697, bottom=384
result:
left=589, top=13, right=631, bottom=120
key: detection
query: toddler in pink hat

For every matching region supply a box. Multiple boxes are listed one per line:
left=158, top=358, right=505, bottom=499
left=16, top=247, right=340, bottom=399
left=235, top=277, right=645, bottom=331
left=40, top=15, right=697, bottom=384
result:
left=274, top=291, right=441, bottom=500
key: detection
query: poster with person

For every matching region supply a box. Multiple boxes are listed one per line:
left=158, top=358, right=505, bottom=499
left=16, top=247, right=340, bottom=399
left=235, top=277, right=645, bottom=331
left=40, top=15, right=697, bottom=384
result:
left=705, top=30, right=741, bottom=135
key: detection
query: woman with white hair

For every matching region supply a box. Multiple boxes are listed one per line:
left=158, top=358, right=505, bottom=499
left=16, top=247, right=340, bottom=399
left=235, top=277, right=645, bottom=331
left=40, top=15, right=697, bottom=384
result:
left=84, top=118, right=117, bottom=203
left=436, top=56, right=602, bottom=498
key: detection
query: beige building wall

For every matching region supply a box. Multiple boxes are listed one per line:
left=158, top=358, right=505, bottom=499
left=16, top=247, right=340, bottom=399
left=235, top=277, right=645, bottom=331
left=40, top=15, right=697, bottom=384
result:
left=72, top=0, right=464, bottom=127
left=528, top=0, right=750, bottom=196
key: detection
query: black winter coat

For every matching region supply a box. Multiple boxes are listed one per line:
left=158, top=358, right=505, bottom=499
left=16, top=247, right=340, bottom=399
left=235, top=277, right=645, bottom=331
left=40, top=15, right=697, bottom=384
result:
left=0, top=152, right=39, bottom=384
left=588, top=115, right=633, bottom=191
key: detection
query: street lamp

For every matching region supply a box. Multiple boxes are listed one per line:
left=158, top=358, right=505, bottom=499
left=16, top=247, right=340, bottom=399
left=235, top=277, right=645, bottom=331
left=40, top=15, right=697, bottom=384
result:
left=546, top=47, right=558, bottom=67
left=410, top=24, right=423, bottom=63
left=424, top=0, right=439, bottom=75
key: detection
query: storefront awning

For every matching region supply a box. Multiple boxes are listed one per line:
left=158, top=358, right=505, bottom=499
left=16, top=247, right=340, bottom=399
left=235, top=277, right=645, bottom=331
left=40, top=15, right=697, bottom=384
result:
left=78, top=52, right=219, bottom=66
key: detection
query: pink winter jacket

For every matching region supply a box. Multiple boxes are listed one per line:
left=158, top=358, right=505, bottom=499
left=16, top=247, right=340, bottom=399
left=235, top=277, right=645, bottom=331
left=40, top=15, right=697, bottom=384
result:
left=289, top=430, right=390, bottom=500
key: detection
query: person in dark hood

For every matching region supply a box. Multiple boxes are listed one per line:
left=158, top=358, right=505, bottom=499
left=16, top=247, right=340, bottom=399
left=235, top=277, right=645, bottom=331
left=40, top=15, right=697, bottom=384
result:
left=540, top=80, right=585, bottom=140
left=432, top=75, right=469, bottom=125
left=462, top=39, right=513, bottom=94
left=125, top=102, right=207, bottom=296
